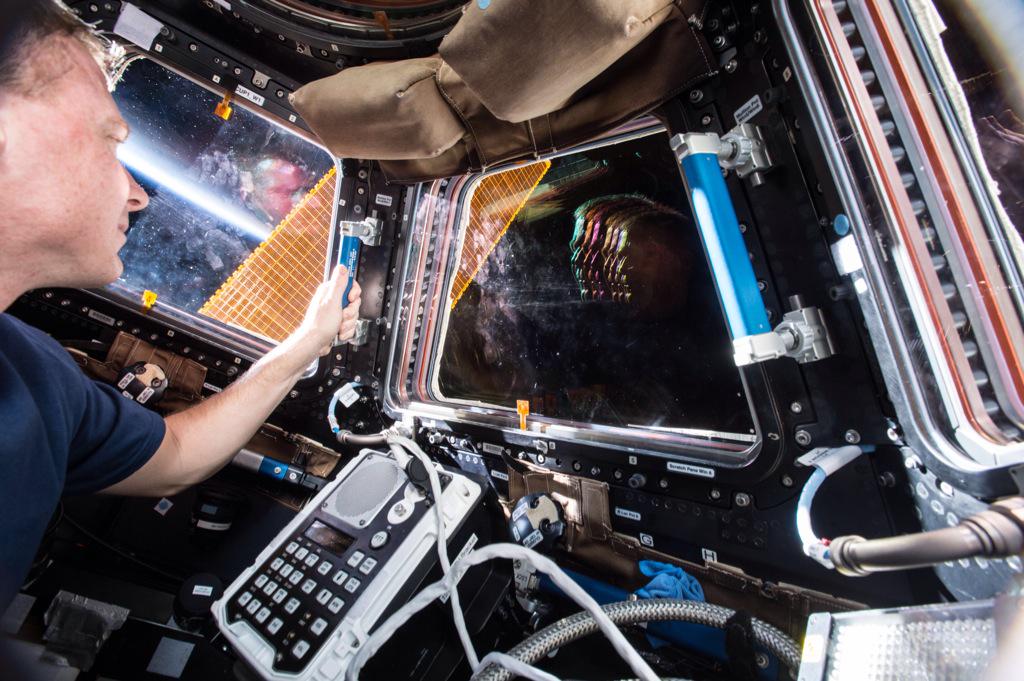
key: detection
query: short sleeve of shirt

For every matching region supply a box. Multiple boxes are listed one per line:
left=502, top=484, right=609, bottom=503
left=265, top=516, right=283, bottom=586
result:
left=63, top=372, right=167, bottom=496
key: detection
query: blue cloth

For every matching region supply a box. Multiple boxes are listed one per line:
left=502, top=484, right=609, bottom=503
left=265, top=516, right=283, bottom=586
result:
left=0, top=313, right=166, bottom=611
left=635, top=560, right=705, bottom=601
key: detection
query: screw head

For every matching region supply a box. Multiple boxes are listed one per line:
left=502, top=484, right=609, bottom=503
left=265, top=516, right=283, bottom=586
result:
left=795, top=429, right=812, bottom=446
left=701, top=114, right=712, bottom=126
left=689, top=89, right=704, bottom=103
left=790, top=402, right=803, bottom=414
left=844, top=429, right=862, bottom=444
left=724, top=59, right=738, bottom=73
left=710, top=488, right=722, bottom=500
left=781, top=474, right=794, bottom=487
left=735, top=492, right=752, bottom=507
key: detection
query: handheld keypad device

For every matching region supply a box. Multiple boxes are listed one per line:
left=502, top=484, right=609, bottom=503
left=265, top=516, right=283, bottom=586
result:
left=213, top=448, right=483, bottom=680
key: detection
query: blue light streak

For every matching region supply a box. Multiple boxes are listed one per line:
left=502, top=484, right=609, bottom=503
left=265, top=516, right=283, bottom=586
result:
left=118, top=141, right=271, bottom=241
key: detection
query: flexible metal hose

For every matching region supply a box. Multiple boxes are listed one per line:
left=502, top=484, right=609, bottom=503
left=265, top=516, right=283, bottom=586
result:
left=335, top=430, right=388, bottom=446
left=473, top=598, right=801, bottom=681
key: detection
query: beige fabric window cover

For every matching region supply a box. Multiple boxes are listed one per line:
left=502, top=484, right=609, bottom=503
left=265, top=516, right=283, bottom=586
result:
left=291, top=0, right=715, bottom=183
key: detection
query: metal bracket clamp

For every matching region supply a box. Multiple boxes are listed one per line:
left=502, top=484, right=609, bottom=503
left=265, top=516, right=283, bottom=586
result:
left=348, top=318, right=370, bottom=346
left=339, top=216, right=382, bottom=246
left=719, top=123, right=773, bottom=186
left=733, top=297, right=835, bottom=366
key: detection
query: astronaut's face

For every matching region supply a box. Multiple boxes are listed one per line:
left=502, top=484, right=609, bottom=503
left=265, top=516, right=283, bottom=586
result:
left=570, top=195, right=692, bottom=318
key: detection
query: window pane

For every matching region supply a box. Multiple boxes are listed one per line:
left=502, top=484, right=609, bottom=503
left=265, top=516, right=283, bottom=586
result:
left=928, top=2, right=1024, bottom=269
left=435, top=132, right=755, bottom=438
left=111, top=58, right=335, bottom=342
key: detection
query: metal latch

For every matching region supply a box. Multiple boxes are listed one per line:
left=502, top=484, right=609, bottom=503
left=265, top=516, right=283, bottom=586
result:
left=347, top=318, right=370, bottom=346
left=339, top=216, right=381, bottom=246
left=733, top=295, right=835, bottom=366
left=718, top=122, right=773, bottom=186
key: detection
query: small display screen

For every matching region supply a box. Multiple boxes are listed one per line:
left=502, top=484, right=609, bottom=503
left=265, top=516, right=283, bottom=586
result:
left=304, top=520, right=354, bottom=555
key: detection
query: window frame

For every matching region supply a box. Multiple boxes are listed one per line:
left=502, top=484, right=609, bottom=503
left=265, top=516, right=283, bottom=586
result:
left=94, top=52, right=338, bottom=363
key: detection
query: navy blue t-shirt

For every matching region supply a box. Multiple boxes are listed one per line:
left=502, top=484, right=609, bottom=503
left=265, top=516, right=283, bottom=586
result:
left=0, top=313, right=166, bottom=610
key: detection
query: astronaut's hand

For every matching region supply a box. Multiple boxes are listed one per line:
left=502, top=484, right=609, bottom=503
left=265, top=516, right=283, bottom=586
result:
left=295, top=265, right=363, bottom=356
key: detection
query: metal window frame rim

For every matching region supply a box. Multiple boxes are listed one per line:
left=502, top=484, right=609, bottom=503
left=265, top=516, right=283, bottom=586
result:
left=772, top=0, right=1023, bottom=494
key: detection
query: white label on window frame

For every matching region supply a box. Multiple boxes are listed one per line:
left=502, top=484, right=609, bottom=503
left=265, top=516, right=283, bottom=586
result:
left=614, top=507, right=641, bottom=522
left=235, top=85, right=266, bottom=106
left=489, top=469, right=509, bottom=482
left=734, top=94, right=764, bottom=125
left=375, top=193, right=393, bottom=207
left=666, top=462, right=716, bottom=479
left=87, top=310, right=115, bottom=326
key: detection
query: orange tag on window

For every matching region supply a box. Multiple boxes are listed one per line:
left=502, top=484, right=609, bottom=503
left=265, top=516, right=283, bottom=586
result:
left=214, top=94, right=233, bottom=121
left=141, top=290, right=158, bottom=311
left=516, top=399, right=530, bottom=430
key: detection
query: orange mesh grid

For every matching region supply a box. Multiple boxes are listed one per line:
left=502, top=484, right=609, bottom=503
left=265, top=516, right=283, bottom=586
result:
left=450, top=160, right=550, bottom=308
left=199, top=167, right=336, bottom=342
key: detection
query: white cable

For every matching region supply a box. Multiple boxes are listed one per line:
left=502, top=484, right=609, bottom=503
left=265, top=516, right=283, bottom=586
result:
left=476, top=652, right=562, bottom=681
left=386, top=435, right=479, bottom=669
left=346, top=543, right=660, bottom=681
left=795, top=445, right=864, bottom=568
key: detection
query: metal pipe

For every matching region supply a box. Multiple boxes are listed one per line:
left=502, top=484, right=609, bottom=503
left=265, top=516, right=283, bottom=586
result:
left=335, top=430, right=389, bottom=446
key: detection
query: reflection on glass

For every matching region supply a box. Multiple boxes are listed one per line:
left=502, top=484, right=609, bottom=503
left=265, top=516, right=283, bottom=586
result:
left=110, top=58, right=333, bottom=331
left=435, top=133, right=755, bottom=438
left=932, top=1, right=1024, bottom=268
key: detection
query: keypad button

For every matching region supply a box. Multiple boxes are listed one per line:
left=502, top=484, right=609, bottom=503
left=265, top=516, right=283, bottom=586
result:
left=254, top=574, right=268, bottom=588
left=285, top=542, right=298, bottom=554
left=370, top=530, right=389, bottom=549
left=332, top=570, right=348, bottom=585
left=279, top=564, right=294, bottom=579
left=289, top=570, right=303, bottom=585
left=317, top=561, right=332, bottom=575
left=344, top=578, right=360, bottom=594
left=255, top=607, right=271, bottom=624
left=271, top=557, right=284, bottom=571
left=237, top=591, right=253, bottom=606
left=267, top=617, right=283, bottom=635
left=301, top=579, right=317, bottom=594
left=328, top=597, right=345, bottom=614
left=246, top=599, right=261, bottom=614
left=304, top=553, right=319, bottom=568
left=310, top=617, right=328, bottom=636
left=284, top=598, right=301, bottom=614
left=292, top=640, right=310, bottom=660
left=346, top=551, right=365, bottom=568
left=263, top=580, right=278, bottom=595
left=273, top=588, right=288, bottom=604
left=295, top=548, right=309, bottom=560
left=359, top=558, right=377, bottom=575
left=316, top=589, right=332, bottom=605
